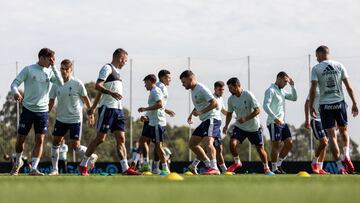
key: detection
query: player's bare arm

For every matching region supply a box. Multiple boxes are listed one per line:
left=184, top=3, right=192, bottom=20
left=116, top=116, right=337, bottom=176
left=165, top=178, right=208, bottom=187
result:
left=304, top=99, right=311, bottom=129
left=343, top=78, right=359, bottom=117
left=193, top=99, right=217, bottom=116
left=138, top=100, right=163, bottom=112
left=309, top=81, right=318, bottom=118
left=48, top=98, right=55, bottom=112
left=222, top=111, right=233, bottom=134
left=165, top=109, right=176, bottom=117
left=238, top=107, right=260, bottom=124
left=95, top=79, right=122, bottom=100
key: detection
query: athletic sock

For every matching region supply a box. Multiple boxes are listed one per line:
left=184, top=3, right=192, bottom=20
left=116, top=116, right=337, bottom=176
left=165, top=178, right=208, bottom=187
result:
left=80, top=155, right=91, bottom=167
left=312, top=156, right=319, bottom=164
left=51, top=145, right=60, bottom=171
left=15, top=152, right=23, bottom=165
left=263, top=162, right=270, bottom=170
left=234, top=156, right=241, bottom=164
left=343, top=146, right=350, bottom=159
left=271, top=162, right=278, bottom=171
left=120, top=159, right=129, bottom=172
left=219, top=164, right=227, bottom=173
left=31, top=157, right=40, bottom=170
left=277, top=156, right=286, bottom=167
left=319, top=162, right=324, bottom=169
left=191, top=159, right=201, bottom=168
left=210, top=159, right=218, bottom=170
left=203, top=159, right=211, bottom=168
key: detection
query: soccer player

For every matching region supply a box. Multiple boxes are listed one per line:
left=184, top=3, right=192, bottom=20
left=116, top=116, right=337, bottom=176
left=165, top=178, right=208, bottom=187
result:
left=305, top=87, right=329, bottom=174
left=263, top=71, right=297, bottom=174
left=79, top=48, right=140, bottom=176
left=151, top=69, right=176, bottom=174
left=48, top=59, right=97, bottom=176
left=129, top=141, right=141, bottom=169
left=309, top=45, right=358, bottom=174
left=138, top=70, right=175, bottom=173
left=138, top=74, right=170, bottom=175
left=10, top=48, right=63, bottom=176
left=188, top=81, right=228, bottom=174
left=180, top=70, right=220, bottom=175
left=223, top=77, right=274, bottom=175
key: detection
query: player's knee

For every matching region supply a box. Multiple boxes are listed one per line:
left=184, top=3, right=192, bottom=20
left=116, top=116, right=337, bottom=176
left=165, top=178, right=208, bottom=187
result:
left=95, top=137, right=106, bottom=145
left=287, top=141, right=293, bottom=149
left=118, top=138, right=126, bottom=144
left=338, top=126, right=347, bottom=133
left=188, top=142, right=196, bottom=149
left=229, top=139, right=237, bottom=147
left=284, top=139, right=293, bottom=148
left=320, top=138, right=328, bottom=147
left=17, top=134, right=26, bottom=142
left=255, top=145, right=263, bottom=152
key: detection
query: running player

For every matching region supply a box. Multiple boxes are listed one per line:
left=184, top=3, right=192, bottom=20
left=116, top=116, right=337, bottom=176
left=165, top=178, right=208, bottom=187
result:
left=138, top=69, right=175, bottom=173
left=152, top=70, right=175, bottom=174
left=309, top=45, right=358, bottom=174
left=180, top=70, right=220, bottom=175
left=48, top=59, right=97, bottom=176
left=305, top=87, right=329, bottom=174
left=138, top=74, right=170, bottom=175
left=10, top=48, right=63, bottom=176
left=79, top=48, right=140, bottom=176
left=223, top=77, right=274, bottom=175
left=188, top=81, right=227, bottom=174
left=263, top=71, right=297, bottom=174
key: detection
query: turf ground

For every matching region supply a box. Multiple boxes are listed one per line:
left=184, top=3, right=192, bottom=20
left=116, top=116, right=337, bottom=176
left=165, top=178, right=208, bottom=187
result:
left=1, top=174, right=359, bottom=203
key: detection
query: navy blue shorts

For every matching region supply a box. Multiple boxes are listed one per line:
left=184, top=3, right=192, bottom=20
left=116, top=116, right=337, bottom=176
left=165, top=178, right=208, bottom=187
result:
left=267, top=123, right=292, bottom=141
left=53, top=120, right=82, bottom=140
left=141, top=121, right=150, bottom=137
left=213, top=137, right=222, bottom=148
left=18, top=107, right=48, bottom=135
left=96, top=106, right=126, bottom=133
left=319, top=100, right=348, bottom=129
left=310, top=119, right=327, bottom=140
left=142, top=124, right=166, bottom=143
left=231, top=126, right=263, bottom=146
left=192, top=118, right=221, bottom=138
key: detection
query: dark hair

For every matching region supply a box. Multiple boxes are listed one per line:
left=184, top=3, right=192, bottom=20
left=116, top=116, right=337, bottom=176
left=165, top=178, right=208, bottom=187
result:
left=214, top=81, right=225, bottom=88
left=158, top=69, right=171, bottom=79
left=143, top=74, right=157, bottom=83
left=61, top=59, right=73, bottom=68
left=179, top=70, right=194, bottom=79
left=315, top=45, right=329, bottom=54
left=226, top=77, right=241, bottom=86
left=113, top=48, right=128, bottom=58
left=277, top=71, right=289, bottom=78
left=38, top=48, right=55, bottom=58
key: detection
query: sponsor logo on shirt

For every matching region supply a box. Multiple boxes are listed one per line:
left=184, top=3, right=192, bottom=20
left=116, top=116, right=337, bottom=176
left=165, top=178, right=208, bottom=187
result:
left=321, top=65, right=339, bottom=76
left=324, top=104, right=342, bottom=110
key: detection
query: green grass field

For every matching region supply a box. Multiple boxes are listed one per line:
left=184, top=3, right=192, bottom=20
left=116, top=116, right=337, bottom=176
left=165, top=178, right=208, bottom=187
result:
left=1, top=174, right=360, bottom=203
